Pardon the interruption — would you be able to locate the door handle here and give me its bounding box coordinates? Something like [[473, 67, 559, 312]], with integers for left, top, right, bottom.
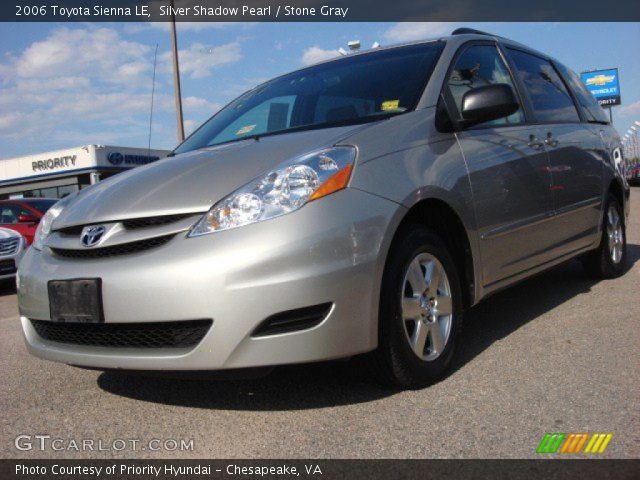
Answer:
[[544, 132, 559, 147], [528, 135, 544, 150]]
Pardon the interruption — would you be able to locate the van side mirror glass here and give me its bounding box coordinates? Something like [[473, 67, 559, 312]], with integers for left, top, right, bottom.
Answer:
[[460, 84, 519, 128]]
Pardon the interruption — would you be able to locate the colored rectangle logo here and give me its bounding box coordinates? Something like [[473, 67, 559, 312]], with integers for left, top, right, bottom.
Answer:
[[581, 68, 621, 106], [537, 433, 612, 454]]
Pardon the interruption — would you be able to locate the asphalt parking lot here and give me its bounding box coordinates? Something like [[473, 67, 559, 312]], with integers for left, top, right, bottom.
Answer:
[[1, 190, 638, 460]]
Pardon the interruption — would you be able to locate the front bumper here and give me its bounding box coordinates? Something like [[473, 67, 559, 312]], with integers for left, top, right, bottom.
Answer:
[[18, 189, 402, 370]]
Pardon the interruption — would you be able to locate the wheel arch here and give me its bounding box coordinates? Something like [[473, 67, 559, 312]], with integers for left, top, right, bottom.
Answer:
[[386, 197, 477, 310], [608, 178, 626, 224]]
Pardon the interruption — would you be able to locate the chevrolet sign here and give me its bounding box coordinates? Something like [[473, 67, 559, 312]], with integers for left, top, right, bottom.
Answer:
[[585, 74, 616, 86], [581, 68, 621, 106]]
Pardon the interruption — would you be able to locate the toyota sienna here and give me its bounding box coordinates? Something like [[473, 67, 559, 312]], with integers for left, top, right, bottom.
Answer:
[[17, 29, 629, 387]]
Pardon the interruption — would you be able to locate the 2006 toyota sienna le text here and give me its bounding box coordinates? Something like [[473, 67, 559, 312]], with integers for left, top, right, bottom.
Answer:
[[18, 29, 630, 388]]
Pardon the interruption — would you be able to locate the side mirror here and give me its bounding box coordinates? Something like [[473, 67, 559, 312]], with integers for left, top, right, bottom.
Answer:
[[17, 214, 38, 224], [460, 84, 519, 127]]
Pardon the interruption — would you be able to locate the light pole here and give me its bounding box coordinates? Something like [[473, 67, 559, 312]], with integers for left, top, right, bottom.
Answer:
[[170, 0, 185, 143], [630, 126, 639, 162]]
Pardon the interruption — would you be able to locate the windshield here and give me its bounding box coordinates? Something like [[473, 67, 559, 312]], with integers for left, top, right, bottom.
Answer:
[[174, 42, 444, 154]]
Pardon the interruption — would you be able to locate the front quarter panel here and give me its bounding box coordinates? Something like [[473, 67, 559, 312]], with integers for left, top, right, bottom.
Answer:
[[347, 108, 480, 303]]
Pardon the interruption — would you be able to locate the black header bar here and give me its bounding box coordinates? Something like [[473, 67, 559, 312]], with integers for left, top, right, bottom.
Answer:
[[4, 0, 640, 22], [2, 459, 640, 480]]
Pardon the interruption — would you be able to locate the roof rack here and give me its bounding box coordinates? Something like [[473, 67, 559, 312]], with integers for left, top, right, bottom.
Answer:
[[451, 28, 495, 36]]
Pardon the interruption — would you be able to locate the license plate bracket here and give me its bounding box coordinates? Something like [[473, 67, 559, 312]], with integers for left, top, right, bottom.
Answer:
[[48, 279, 104, 323]]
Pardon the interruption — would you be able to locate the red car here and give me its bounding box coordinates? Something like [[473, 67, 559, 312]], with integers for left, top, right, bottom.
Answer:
[[0, 198, 59, 245], [627, 164, 640, 186]]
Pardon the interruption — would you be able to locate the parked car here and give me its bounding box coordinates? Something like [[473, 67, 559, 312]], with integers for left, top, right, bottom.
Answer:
[[0, 198, 59, 245], [627, 163, 640, 186], [17, 29, 629, 388], [0, 227, 26, 282]]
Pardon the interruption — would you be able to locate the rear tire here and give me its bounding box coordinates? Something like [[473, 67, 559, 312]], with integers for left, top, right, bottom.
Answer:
[[372, 225, 463, 389], [581, 194, 627, 279]]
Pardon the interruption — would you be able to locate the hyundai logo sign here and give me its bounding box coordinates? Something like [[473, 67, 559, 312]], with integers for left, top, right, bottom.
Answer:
[[107, 151, 160, 166], [107, 152, 124, 165]]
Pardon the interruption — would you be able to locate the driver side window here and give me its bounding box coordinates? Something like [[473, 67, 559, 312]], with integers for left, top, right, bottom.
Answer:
[[447, 45, 524, 126]]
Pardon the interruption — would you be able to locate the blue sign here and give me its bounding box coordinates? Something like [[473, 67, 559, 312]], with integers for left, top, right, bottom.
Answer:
[[580, 68, 621, 107], [107, 151, 160, 167]]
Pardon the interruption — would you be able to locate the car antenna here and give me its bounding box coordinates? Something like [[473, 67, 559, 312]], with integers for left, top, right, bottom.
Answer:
[[147, 43, 159, 160]]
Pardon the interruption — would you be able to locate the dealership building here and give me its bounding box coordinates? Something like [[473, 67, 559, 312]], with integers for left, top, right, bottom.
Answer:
[[0, 145, 170, 200]]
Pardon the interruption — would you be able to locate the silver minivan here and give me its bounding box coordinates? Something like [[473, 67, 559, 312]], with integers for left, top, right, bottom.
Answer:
[[18, 29, 629, 387]]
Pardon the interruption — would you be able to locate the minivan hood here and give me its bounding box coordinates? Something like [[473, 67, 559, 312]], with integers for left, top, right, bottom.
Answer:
[[54, 125, 368, 228]]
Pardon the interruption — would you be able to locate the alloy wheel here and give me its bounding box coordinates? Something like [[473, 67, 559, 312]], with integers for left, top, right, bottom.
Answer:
[[606, 205, 624, 264], [401, 253, 453, 361]]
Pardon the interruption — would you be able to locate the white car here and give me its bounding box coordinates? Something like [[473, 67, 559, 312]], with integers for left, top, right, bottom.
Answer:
[[0, 227, 26, 281]]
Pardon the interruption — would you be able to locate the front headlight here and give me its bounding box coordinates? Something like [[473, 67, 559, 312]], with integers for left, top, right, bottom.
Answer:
[[32, 194, 77, 251], [189, 146, 356, 236]]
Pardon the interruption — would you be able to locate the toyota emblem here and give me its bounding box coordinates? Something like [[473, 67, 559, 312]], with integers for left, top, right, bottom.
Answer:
[[80, 225, 106, 247]]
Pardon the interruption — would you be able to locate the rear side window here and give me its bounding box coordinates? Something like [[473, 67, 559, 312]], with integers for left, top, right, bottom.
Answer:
[[507, 49, 580, 123], [554, 62, 609, 124], [446, 44, 524, 126]]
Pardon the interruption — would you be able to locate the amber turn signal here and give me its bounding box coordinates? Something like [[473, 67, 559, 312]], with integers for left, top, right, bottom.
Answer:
[[310, 164, 354, 201]]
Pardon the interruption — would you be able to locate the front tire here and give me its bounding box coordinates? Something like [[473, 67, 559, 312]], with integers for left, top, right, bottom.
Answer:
[[373, 225, 463, 389], [581, 194, 627, 279]]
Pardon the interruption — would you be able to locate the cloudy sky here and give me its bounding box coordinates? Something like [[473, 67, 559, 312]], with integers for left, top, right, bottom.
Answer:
[[0, 22, 638, 158]]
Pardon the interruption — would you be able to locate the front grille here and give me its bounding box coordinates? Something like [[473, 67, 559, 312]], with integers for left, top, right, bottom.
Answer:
[[0, 237, 20, 256], [122, 214, 193, 229], [50, 234, 175, 259], [30, 319, 212, 348], [55, 225, 83, 235], [56, 214, 194, 236]]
